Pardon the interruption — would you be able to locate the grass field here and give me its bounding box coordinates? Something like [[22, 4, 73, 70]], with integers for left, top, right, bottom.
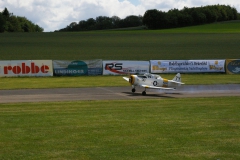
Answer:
[[0, 74, 239, 90], [1, 97, 240, 160], [1, 21, 240, 160], [156, 20, 240, 33], [0, 21, 240, 61]]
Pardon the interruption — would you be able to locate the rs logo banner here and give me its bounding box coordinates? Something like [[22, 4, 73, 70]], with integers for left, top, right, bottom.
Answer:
[[103, 61, 149, 75]]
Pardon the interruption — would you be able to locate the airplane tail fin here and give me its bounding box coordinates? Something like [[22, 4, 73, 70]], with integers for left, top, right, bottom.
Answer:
[[168, 73, 184, 86], [172, 73, 181, 82]]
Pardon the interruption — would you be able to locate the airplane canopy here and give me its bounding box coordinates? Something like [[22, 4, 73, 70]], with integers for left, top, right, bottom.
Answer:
[[143, 73, 161, 79]]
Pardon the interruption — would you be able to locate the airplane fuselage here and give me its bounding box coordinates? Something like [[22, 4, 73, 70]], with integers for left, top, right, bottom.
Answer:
[[129, 74, 179, 88]]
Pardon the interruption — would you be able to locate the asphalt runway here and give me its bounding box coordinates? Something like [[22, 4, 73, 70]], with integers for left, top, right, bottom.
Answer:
[[0, 84, 240, 103]]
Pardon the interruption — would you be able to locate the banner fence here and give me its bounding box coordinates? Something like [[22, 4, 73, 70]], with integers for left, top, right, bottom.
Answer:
[[0, 59, 235, 77]]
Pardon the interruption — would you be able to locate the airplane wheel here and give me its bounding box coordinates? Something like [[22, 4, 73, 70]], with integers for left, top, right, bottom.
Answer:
[[142, 91, 146, 95], [132, 88, 136, 93]]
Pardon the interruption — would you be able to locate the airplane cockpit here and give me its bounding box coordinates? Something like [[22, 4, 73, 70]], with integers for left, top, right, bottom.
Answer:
[[143, 73, 161, 79]]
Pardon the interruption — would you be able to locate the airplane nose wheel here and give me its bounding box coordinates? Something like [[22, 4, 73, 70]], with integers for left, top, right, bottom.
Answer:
[[132, 88, 136, 93], [142, 91, 146, 95]]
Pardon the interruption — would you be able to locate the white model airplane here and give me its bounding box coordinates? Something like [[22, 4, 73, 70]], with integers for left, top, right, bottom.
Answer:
[[123, 73, 184, 95]]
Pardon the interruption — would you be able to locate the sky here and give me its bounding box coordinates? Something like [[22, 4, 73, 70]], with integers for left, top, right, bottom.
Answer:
[[0, 0, 239, 32]]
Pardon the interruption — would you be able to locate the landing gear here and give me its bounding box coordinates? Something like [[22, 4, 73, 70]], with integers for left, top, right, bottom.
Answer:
[[131, 86, 147, 95], [132, 88, 136, 93], [131, 85, 136, 93], [142, 88, 147, 95]]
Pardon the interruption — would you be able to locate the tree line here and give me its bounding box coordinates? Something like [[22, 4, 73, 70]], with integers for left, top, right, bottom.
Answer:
[[57, 4, 239, 32], [56, 15, 143, 32], [0, 5, 239, 32], [143, 5, 239, 29], [0, 8, 44, 32]]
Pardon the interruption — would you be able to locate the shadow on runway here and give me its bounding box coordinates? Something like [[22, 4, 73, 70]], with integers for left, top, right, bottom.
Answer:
[[122, 92, 179, 98]]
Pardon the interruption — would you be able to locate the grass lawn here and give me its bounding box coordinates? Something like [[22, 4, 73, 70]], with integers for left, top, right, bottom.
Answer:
[[0, 21, 240, 61], [1, 97, 240, 159], [0, 74, 239, 90]]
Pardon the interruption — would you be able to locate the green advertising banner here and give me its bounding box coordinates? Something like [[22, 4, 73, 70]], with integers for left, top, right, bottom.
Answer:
[[53, 60, 102, 76]]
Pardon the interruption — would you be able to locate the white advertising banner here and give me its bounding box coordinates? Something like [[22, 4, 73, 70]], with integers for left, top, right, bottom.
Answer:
[[103, 61, 149, 75], [150, 60, 225, 73], [0, 60, 53, 77]]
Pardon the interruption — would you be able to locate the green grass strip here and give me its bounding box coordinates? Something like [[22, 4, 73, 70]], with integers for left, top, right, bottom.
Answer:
[[0, 74, 239, 90], [1, 97, 240, 159]]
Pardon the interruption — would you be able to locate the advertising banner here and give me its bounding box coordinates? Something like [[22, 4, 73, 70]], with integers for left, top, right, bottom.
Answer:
[[226, 59, 240, 74], [150, 60, 225, 73], [0, 60, 53, 77], [53, 59, 102, 76], [103, 61, 149, 75]]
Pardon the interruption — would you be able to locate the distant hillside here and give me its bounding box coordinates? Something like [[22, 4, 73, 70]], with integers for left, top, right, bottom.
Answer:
[[0, 8, 44, 32], [153, 20, 240, 33]]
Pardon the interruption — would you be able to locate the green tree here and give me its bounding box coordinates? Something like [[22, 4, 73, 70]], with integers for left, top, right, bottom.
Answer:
[[86, 18, 96, 30], [34, 25, 44, 32], [111, 16, 121, 28], [7, 16, 22, 32], [123, 15, 142, 27], [0, 13, 6, 32], [2, 8, 11, 19], [167, 9, 180, 27], [192, 10, 207, 24], [143, 9, 160, 29], [95, 16, 113, 30], [78, 20, 87, 31], [0, 8, 44, 32]]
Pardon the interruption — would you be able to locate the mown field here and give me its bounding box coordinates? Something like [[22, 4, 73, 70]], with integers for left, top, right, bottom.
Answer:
[[1, 97, 240, 160], [0, 22, 240, 159], [0, 21, 240, 61], [0, 73, 239, 90]]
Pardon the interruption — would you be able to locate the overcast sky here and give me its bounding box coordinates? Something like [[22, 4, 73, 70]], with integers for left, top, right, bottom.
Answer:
[[0, 0, 239, 32]]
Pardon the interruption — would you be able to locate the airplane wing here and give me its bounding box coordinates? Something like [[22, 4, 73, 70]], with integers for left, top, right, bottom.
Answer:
[[123, 77, 129, 82], [141, 85, 175, 90], [168, 80, 185, 84]]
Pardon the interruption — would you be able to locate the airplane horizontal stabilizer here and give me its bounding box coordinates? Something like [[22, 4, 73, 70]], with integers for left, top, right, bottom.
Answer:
[[168, 80, 185, 84], [141, 85, 175, 90]]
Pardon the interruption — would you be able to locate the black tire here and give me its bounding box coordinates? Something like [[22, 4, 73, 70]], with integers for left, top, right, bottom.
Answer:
[[142, 91, 146, 95], [132, 88, 136, 93]]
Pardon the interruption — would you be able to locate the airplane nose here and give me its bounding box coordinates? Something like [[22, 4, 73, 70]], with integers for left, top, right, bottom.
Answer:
[[129, 75, 135, 85]]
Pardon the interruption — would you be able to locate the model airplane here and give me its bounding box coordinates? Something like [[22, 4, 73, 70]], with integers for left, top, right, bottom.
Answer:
[[123, 73, 184, 95]]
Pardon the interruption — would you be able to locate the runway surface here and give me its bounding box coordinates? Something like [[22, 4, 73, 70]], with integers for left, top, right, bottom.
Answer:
[[0, 84, 240, 103]]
